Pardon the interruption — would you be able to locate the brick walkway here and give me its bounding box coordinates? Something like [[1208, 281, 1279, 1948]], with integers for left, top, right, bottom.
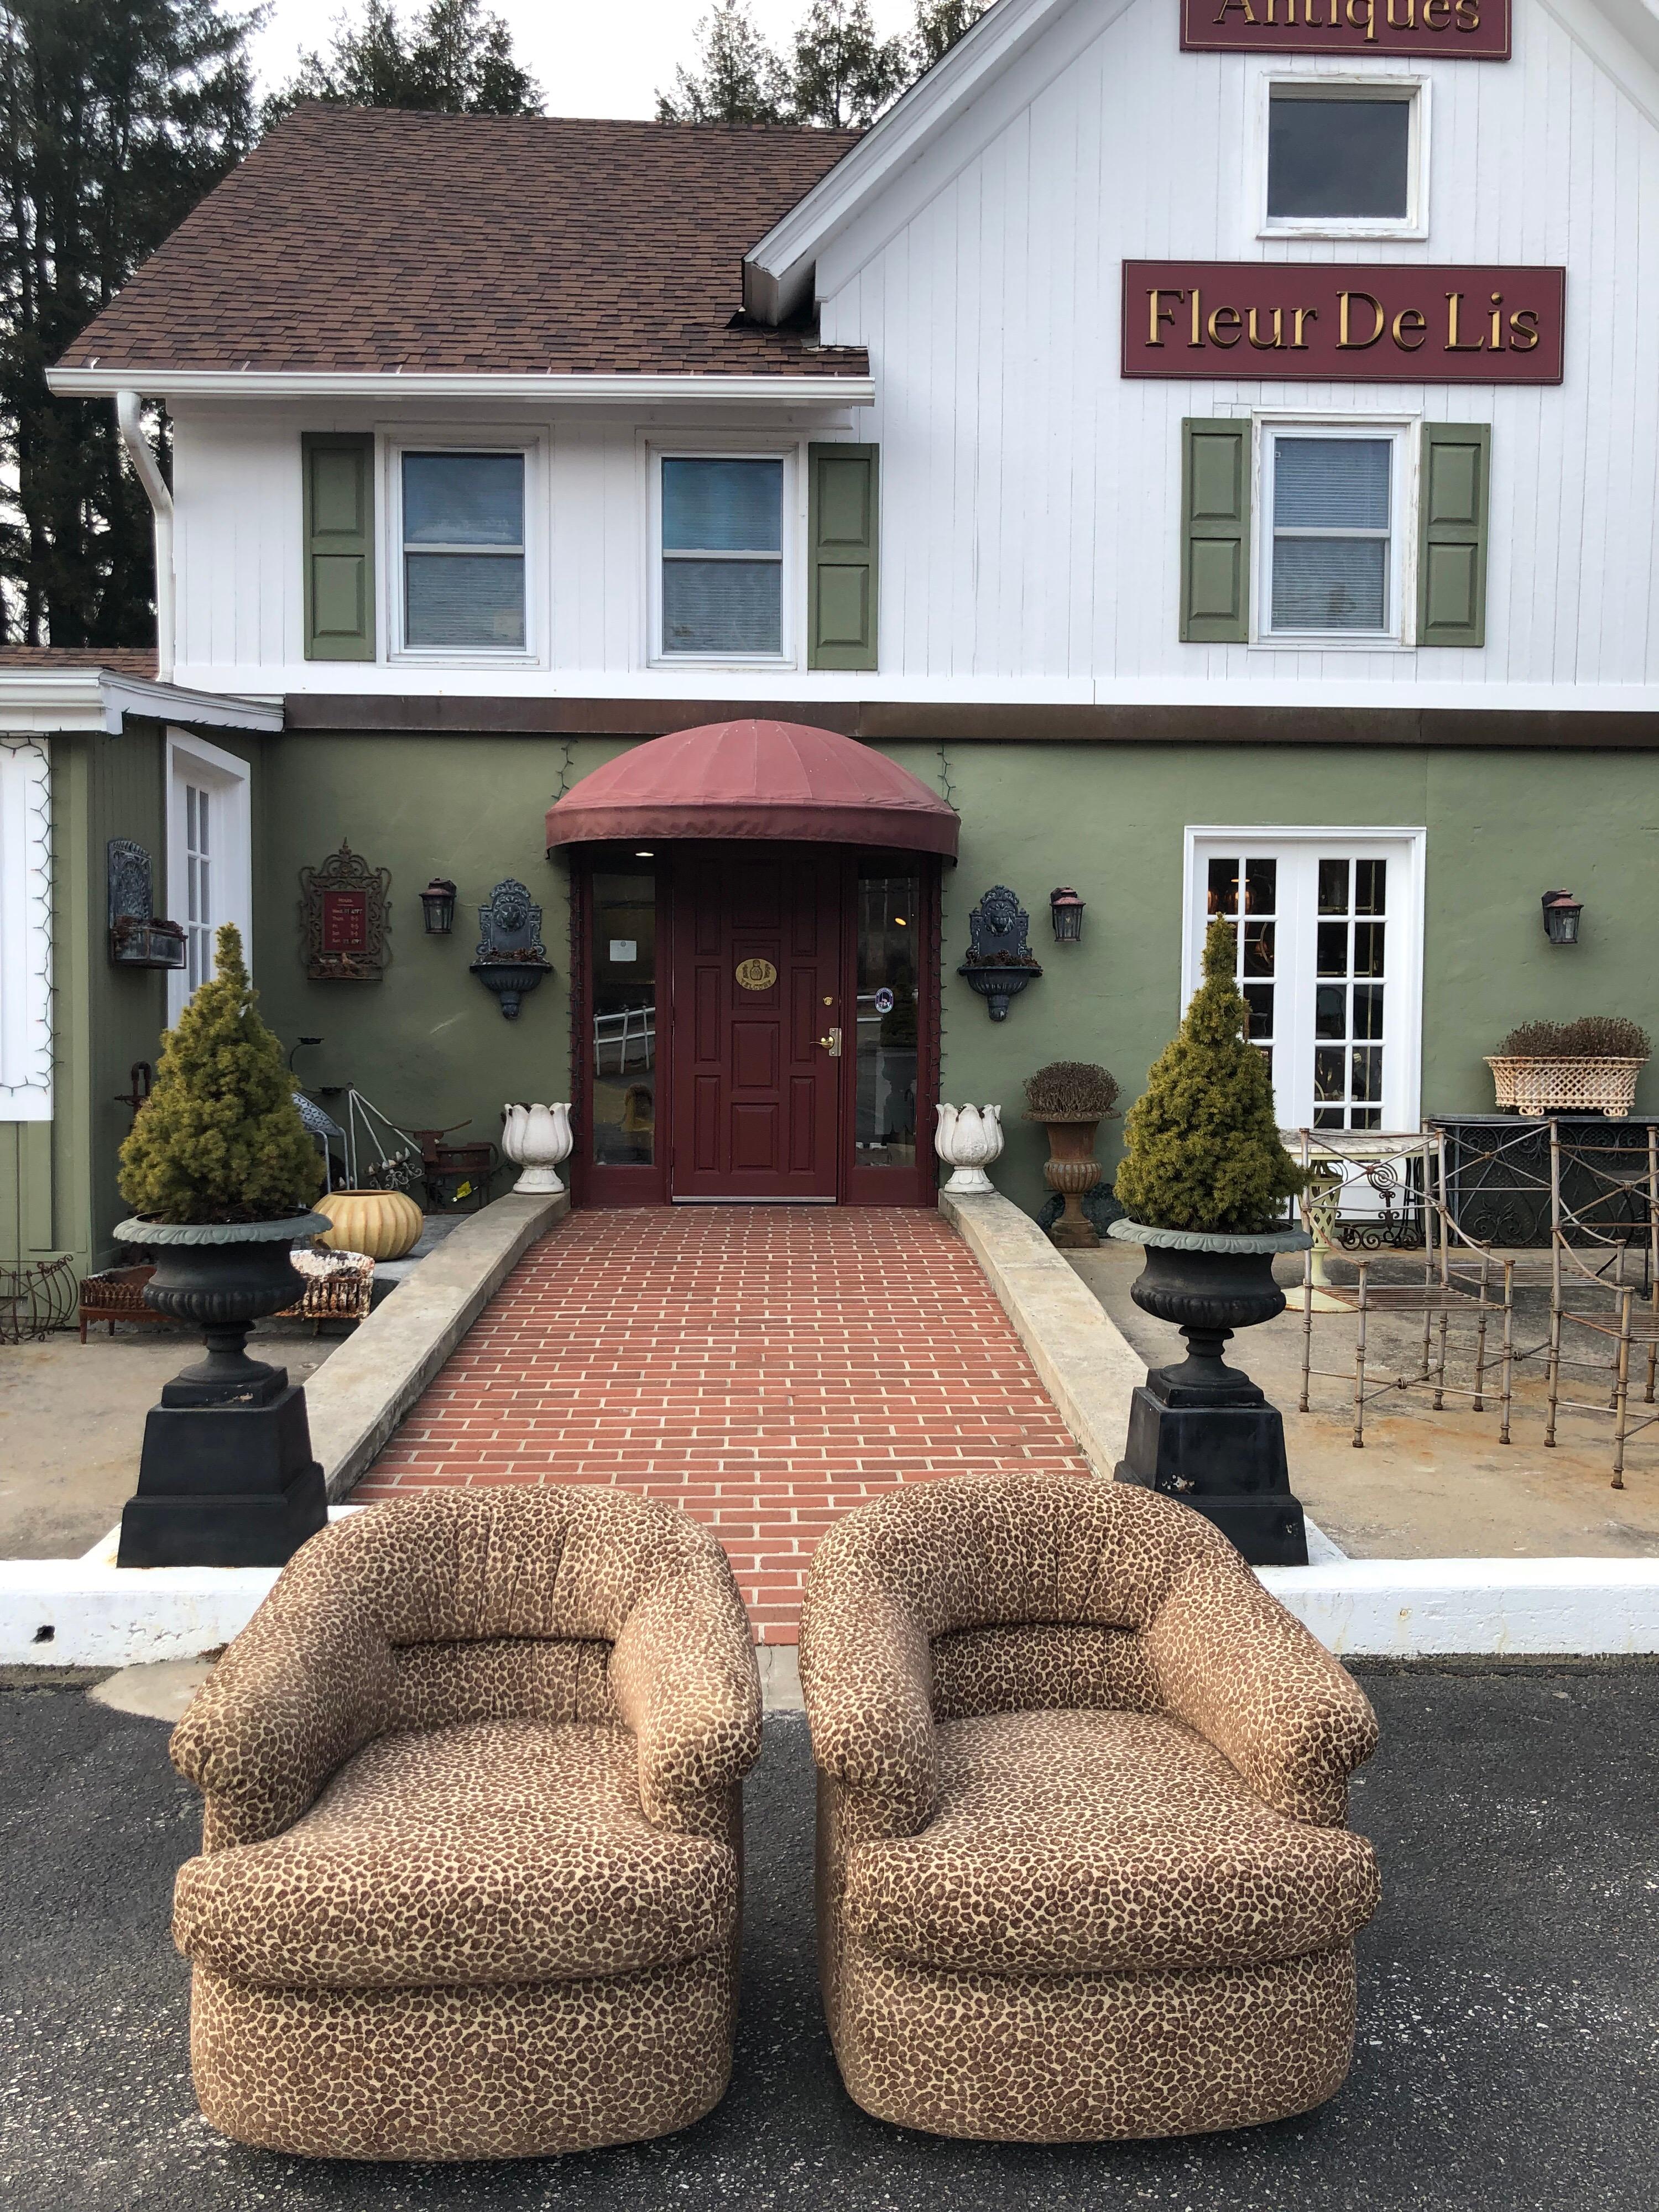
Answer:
[[356, 1207, 1089, 1641]]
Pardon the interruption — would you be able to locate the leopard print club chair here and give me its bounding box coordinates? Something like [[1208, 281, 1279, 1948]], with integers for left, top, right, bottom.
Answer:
[[167, 1488, 761, 2160], [799, 1474, 1380, 2143]]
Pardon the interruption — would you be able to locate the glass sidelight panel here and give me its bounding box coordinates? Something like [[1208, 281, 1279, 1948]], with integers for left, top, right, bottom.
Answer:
[[1312, 856, 1387, 1130], [590, 870, 657, 1164], [1208, 854, 1277, 1081], [855, 869, 920, 1168]]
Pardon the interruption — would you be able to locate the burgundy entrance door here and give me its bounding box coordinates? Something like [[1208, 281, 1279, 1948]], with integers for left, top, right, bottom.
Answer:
[[670, 846, 844, 1200]]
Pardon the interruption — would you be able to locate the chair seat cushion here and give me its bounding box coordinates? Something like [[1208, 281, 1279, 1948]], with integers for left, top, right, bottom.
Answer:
[[174, 1719, 737, 1991], [844, 1708, 1380, 1977]]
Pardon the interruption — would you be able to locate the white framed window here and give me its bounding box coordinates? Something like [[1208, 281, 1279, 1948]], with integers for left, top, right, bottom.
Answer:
[[1259, 76, 1427, 241], [1257, 419, 1413, 646], [0, 735, 52, 1120], [386, 437, 540, 662], [651, 448, 794, 664], [1183, 827, 1425, 1135], [166, 729, 252, 1024]]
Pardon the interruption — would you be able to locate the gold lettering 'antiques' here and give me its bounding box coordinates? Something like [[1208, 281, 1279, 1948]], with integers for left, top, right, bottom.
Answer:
[[1181, 0, 1510, 58], [1121, 262, 1564, 383], [735, 958, 778, 990]]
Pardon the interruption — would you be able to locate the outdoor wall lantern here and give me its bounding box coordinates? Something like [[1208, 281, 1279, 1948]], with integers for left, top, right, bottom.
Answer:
[[1050, 886, 1087, 945], [1541, 889, 1584, 946], [420, 878, 458, 935]]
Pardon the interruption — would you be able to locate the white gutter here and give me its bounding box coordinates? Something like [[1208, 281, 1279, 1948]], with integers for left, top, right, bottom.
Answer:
[[116, 390, 174, 683], [58, 369, 874, 406]]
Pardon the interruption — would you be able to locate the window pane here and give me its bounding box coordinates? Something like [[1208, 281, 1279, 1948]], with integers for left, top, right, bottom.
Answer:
[[1314, 1105, 1345, 1130], [403, 453, 523, 546], [1355, 858, 1387, 915], [1243, 919, 1275, 976], [1244, 858, 1277, 915], [662, 559, 781, 654], [1267, 94, 1410, 220], [1275, 439, 1390, 530], [1271, 538, 1387, 632], [591, 871, 656, 1166], [662, 458, 782, 552], [1318, 857, 1349, 915], [1243, 983, 1274, 1040], [1352, 1046, 1383, 1103], [1207, 857, 1239, 917], [1315, 983, 1346, 1040], [1353, 921, 1386, 977], [1352, 1107, 1382, 1130], [1314, 1046, 1347, 1103], [1353, 983, 1385, 1040], [406, 552, 525, 649], [1317, 922, 1349, 977], [855, 873, 920, 1170]]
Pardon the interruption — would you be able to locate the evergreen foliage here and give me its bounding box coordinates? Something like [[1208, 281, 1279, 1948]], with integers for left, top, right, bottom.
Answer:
[[1113, 915, 1305, 1235], [656, 0, 989, 128], [263, 0, 541, 126], [0, 0, 256, 647], [656, 0, 789, 124], [118, 924, 324, 1224], [910, 0, 989, 69], [786, 0, 907, 127]]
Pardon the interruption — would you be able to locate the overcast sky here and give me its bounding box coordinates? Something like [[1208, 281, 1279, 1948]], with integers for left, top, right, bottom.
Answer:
[[248, 0, 916, 121]]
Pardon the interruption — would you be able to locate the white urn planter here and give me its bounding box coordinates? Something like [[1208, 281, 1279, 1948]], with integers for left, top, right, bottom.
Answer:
[[502, 1102, 573, 1194], [936, 1102, 1004, 1194]]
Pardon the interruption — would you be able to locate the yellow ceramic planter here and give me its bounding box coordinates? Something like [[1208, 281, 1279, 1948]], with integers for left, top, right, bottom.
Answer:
[[313, 1188, 423, 1263]]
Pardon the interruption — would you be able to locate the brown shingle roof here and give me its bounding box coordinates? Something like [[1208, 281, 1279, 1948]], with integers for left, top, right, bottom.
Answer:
[[0, 646, 158, 676], [58, 106, 867, 379]]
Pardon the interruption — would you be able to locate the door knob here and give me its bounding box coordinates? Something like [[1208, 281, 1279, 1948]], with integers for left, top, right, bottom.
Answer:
[[818, 1026, 843, 1057]]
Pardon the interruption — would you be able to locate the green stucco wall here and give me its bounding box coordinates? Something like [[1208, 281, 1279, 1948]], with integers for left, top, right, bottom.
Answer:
[[246, 732, 1659, 1220]]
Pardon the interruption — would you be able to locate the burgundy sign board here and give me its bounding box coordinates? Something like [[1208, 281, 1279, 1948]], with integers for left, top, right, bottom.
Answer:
[[1181, 0, 1511, 59], [1122, 262, 1564, 383]]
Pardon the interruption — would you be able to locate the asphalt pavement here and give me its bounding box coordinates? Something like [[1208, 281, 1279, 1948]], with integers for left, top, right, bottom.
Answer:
[[2, 1668, 1655, 2212]]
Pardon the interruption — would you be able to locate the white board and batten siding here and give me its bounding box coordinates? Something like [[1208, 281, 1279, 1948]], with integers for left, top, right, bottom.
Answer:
[[169, 0, 1659, 710]]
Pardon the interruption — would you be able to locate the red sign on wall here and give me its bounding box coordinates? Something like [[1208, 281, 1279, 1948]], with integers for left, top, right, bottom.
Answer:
[[1121, 262, 1564, 383], [320, 888, 369, 953], [1181, 0, 1511, 59]]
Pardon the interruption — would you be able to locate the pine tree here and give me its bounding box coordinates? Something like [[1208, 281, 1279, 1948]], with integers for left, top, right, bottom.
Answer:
[[910, 0, 989, 71], [0, 0, 257, 646], [787, 0, 908, 127], [656, 0, 790, 126], [264, 0, 541, 127], [119, 924, 323, 1224], [1113, 915, 1306, 1235]]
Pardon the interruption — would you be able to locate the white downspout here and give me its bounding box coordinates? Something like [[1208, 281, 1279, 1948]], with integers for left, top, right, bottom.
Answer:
[[116, 390, 175, 683]]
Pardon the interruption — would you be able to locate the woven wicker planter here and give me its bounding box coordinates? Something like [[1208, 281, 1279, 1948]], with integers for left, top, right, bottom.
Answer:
[[1485, 1055, 1647, 1117]]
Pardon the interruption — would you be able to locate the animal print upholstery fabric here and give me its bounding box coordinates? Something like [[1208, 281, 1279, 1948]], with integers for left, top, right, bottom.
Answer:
[[800, 1474, 1379, 2142], [169, 1488, 761, 2159]]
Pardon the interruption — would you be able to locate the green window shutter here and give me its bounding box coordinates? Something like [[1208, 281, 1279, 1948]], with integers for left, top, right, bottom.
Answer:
[[302, 432, 375, 661], [808, 442, 878, 671], [1417, 422, 1490, 648], [1180, 419, 1250, 644]]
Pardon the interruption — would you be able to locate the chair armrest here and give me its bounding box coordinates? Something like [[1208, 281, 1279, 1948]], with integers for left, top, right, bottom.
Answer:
[[169, 1597, 394, 1848], [797, 1583, 936, 1839], [608, 1562, 762, 1832], [1142, 1554, 1378, 1826]]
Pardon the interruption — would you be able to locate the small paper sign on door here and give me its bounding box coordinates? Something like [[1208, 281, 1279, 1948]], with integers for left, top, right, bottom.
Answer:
[[609, 939, 637, 962]]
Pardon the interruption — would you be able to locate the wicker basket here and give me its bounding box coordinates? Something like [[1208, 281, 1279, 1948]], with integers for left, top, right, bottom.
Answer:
[[1484, 1055, 1648, 1117]]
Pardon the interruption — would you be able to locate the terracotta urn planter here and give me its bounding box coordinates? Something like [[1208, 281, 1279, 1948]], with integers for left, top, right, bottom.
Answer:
[[1030, 1112, 1105, 1249], [314, 1187, 424, 1263]]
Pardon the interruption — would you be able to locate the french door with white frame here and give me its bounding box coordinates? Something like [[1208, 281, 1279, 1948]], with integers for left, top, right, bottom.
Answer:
[[1183, 828, 1425, 1134], [166, 729, 252, 1022]]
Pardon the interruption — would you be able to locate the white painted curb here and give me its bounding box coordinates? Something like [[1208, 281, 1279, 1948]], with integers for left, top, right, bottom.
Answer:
[[1260, 1556, 1659, 1658]]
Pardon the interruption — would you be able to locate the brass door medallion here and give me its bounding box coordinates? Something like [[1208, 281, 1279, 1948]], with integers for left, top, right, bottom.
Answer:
[[735, 957, 777, 991]]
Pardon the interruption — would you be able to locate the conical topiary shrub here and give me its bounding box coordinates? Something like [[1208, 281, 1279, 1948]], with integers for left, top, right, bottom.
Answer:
[[1113, 915, 1304, 1235], [119, 924, 322, 1225]]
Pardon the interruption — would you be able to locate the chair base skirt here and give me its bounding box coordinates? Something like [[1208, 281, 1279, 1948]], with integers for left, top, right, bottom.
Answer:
[[830, 1940, 1358, 2142], [190, 1948, 737, 2159]]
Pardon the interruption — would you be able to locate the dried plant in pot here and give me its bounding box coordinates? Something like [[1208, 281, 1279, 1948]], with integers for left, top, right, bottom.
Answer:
[[1024, 1061, 1120, 1249], [1485, 1016, 1651, 1117], [1107, 916, 1311, 1565]]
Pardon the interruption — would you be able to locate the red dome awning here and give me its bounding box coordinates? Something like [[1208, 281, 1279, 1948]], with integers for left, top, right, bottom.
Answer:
[[544, 719, 959, 858]]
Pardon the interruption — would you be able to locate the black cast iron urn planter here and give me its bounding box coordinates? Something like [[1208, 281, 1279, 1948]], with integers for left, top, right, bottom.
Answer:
[[1107, 1217, 1313, 1566], [113, 1212, 333, 1570]]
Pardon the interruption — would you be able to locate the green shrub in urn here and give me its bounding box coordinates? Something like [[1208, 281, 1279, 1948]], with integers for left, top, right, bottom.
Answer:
[[118, 924, 322, 1225], [1113, 915, 1304, 1235], [1023, 1061, 1121, 1118]]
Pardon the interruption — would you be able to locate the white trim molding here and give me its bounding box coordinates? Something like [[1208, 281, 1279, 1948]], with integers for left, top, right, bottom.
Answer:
[[0, 735, 53, 1119], [165, 727, 252, 1025], [1256, 70, 1430, 244], [383, 430, 546, 669], [49, 368, 875, 407]]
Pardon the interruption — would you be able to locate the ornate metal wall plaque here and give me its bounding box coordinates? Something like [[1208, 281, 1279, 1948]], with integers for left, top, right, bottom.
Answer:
[[299, 842, 390, 980], [735, 958, 777, 991], [470, 878, 553, 1020]]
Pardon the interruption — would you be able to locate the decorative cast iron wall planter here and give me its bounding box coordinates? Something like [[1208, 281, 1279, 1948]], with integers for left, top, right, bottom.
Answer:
[[107, 839, 186, 968], [471, 879, 553, 1019], [957, 885, 1042, 1020], [299, 842, 391, 980]]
